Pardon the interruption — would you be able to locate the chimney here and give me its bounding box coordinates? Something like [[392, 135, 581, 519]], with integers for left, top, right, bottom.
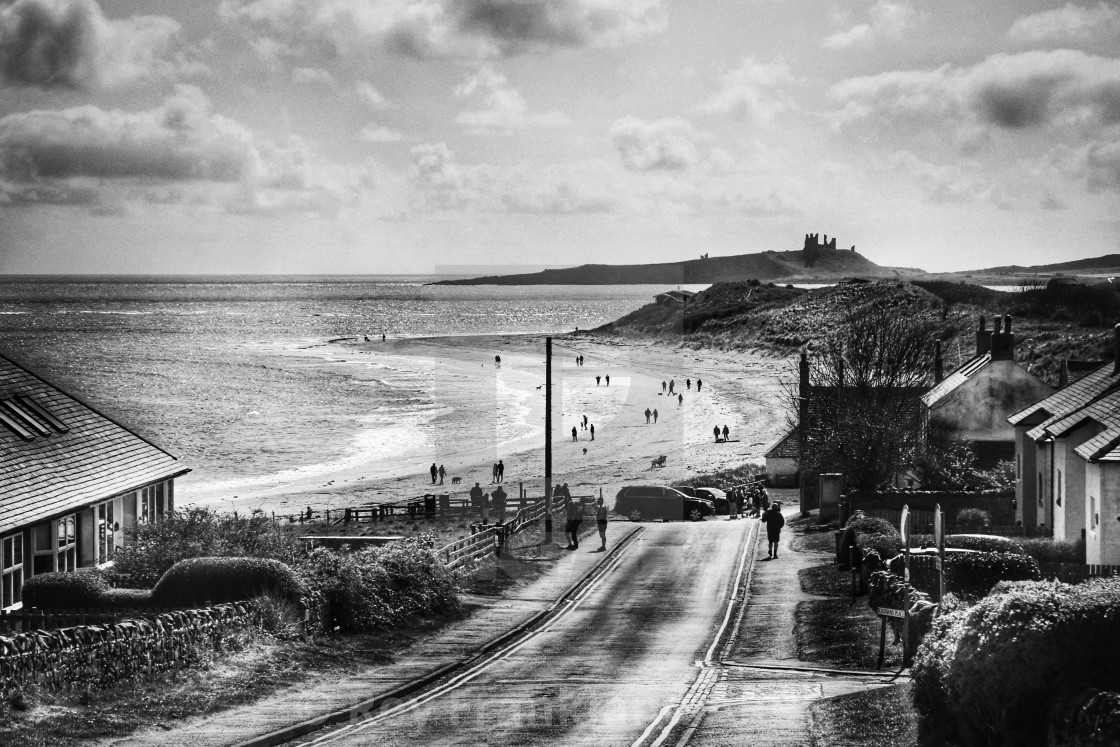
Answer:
[[1114, 324, 1120, 375], [992, 314, 1015, 361], [1059, 359, 1070, 389], [976, 316, 992, 356], [934, 340, 944, 383]]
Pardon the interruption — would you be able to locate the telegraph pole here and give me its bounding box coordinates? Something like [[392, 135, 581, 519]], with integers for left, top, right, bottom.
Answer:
[[544, 336, 553, 543]]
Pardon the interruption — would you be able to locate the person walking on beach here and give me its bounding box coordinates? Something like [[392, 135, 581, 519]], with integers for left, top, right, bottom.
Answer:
[[714, 425, 721, 443], [605, 375, 609, 386], [497, 460, 504, 482], [653, 408, 658, 423], [763, 503, 785, 558], [697, 378, 702, 392], [438, 464, 446, 485], [572, 426, 578, 441], [492, 462, 499, 483], [662, 381, 667, 394], [582, 415, 588, 430], [678, 393, 683, 406], [590, 423, 595, 440], [669, 379, 674, 395], [382, 333, 386, 342], [686, 378, 691, 390], [596, 375, 601, 386], [722, 424, 730, 442], [430, 463, 438, 484], [596, 496, 608, 551], [645, 408, 652, 424]]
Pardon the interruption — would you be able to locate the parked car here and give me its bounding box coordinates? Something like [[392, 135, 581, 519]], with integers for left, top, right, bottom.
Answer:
[[675, 486, 730, 514], [614, 486, 715, 522]]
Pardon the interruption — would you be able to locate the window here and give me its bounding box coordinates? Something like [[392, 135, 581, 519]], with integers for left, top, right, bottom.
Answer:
[[2, 534, 23, 609], [95, 500, 116, 566], [139, 481, 169, 523], [32, 515, 76, 575]]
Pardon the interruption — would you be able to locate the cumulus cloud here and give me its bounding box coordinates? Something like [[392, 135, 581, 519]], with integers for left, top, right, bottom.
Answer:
[[0, 0, 202, 89], [454, 66, 571, 131], [359, 125, 405, 142], [1008, 2, 1120, 46], [830, 50, 1120, 132], [355, 81, 389, 110], [698, 56, 796, 122], [0, 85, 363, 214], [609, 117, 698, 171], [1051, 139, 1120, 192], [291, 66, 338, 88], [823, 0, 918, 50], [219, 0, 666, 61]]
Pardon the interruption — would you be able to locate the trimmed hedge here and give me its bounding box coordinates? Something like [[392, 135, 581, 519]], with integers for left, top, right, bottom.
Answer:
[[101, 588, 154, 606], [912, 578, 1120, 746], [21, 572, 108, 609], [944, 535, 1024, 554], [1019, 537, 1084, 564], [151, 557, 303, 607], [943, 551, 1040, 600]]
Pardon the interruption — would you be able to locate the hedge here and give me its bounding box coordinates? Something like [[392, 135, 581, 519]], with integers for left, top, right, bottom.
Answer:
[[943, 551, 1040, 600], [21, 572, 109, 609], [1018, 537, 1084, 564], [151, 557, 303, 607], [943, 535, 1024, 554], [101, 588, 154, 606], [912, 578, 1120, 746]]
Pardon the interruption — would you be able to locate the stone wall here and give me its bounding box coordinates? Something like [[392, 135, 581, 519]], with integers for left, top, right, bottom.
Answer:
[[0, 602, 260, 693]]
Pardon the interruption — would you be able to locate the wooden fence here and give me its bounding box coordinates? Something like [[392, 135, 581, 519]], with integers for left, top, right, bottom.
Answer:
[[1038, 563, 1120, 584], [0, 605, 204, 636], [856, 508, 1052, 538], [440, 494, 586, 569]]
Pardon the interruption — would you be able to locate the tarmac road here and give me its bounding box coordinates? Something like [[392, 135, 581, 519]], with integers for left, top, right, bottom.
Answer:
[[295, 519, 756, 747]]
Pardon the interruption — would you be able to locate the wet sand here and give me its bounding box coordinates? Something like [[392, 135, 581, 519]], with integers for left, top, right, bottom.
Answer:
[[182, 334, 793, 516]]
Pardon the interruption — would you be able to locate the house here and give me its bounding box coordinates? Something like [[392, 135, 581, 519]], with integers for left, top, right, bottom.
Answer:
[[763, 428, 799, 487], [653, 289, 697, 305], [1008, 328, 1120, 555], [0, 353, 190, 610], [921, 315, 1054, 469]]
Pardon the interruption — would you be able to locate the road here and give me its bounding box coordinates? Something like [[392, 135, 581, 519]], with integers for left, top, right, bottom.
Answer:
[[294, 519, 757, 747]]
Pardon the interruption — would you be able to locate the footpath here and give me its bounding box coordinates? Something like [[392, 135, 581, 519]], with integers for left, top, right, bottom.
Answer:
[[98, 522, 628, 747], [679, 506, 905, 747]]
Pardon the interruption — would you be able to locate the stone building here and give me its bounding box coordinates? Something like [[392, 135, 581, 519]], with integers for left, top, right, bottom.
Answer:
[[0, 353, 189, 610]]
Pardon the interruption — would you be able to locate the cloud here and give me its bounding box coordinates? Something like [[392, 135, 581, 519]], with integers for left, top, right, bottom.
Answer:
[[219, 0, 666, 61], [359, 125, 405, 142], [1008, 2, 1120, 46], [698, 56, 796, 122], [609, 116, 698, 171], [823, 0, 918, 50], [355, 81, 389, 110], [830, 50, 1120, 132], [0, 0, 202, 89], [1051, 139, 1120, 192], [0, 85, 365, 214], [291, 66, 338, 88], [454, 65, 571, 131]]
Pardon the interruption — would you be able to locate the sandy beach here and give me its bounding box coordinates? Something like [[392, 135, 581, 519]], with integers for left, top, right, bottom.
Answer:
[[179, 334, 794, 516]]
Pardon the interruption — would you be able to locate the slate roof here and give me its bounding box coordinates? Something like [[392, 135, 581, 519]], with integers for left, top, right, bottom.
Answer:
[[1012, 361, 1120, 440], [0, 353, 190, 534], [921, 353, 992, 408], [765, 428, 799, 459]]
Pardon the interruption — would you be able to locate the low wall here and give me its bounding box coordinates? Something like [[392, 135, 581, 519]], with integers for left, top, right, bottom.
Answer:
[[0, 602, 260, 693], [845, 489, 1016, 526]]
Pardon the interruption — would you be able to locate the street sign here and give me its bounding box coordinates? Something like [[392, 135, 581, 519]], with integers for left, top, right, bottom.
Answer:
[[878, 607, 907, 619], [900, 505, 910, 546]]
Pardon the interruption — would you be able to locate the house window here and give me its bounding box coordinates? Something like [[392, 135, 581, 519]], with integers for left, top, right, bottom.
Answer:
[[95, 500, 116, 566], [138, 482, 169, 523], [2, 534, 23, 609], [32, 515, 77, 574]]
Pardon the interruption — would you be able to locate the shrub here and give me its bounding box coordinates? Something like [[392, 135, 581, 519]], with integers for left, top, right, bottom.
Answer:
[[945, 535, 1024, 554], [101, 588, 154, 607], [1018, 537, 1084, 564], [860, 531, 904, 559], [21, 572, 108, 609], [912, 578, 1120, 746], [944, 551, 1041, 601], [299, 536, 460, 633], [109, 506, 304, 588], [151, 557, 303, 607], [956, 508, 991, 526]]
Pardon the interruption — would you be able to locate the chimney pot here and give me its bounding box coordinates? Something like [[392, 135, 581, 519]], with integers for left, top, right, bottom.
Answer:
[[1004, 314, 1012, 334], [995, 316, 1003, 334]]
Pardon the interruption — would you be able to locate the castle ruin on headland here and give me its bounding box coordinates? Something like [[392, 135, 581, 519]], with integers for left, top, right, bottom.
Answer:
[[802, 232, 854, 267]]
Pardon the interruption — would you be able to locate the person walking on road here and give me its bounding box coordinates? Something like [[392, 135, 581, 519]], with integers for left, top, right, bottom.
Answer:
[[430, 463, 438, 484], [564, 489, 581, 550], [595, 496, 608, 551], [763, 503, 785, 559], [437, 464, 446, 485]]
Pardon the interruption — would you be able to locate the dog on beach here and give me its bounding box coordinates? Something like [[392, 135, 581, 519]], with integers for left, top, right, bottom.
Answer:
[[451, 476, 462, 484]]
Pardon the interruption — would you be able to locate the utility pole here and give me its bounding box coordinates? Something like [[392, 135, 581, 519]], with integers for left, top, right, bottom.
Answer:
[[544, 336, 553, 543]]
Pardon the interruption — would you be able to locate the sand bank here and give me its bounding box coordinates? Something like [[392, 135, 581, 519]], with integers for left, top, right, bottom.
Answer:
[[182, 334, 794, 516]]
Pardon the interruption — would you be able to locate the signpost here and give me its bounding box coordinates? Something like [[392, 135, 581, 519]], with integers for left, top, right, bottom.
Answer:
[[900, 505, 911, 669], [934, 503, 945, 606]]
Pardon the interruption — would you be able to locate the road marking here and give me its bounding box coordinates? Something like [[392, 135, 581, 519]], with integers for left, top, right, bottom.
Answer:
[[631, 519, 759, 747], [302, 527, 645, 745]]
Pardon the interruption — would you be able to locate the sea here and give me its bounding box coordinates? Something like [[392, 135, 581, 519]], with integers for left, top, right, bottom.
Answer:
[[0, 276, 706, 505]]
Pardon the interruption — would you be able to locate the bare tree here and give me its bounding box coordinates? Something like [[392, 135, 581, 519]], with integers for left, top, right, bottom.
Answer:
[[789, 302, 940, 491]]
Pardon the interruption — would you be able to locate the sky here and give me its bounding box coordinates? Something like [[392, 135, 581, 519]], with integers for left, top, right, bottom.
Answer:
[[0, 0, 1118, 275]]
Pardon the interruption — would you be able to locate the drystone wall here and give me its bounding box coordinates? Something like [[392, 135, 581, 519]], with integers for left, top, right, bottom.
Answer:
[[0, 602, 260, 693]]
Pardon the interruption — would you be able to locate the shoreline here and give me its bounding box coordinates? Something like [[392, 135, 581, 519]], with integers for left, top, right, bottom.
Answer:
[[178, 333, 794, 516]]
